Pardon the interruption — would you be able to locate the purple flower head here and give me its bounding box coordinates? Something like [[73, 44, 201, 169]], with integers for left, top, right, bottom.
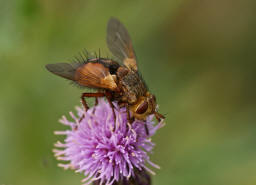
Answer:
[[53, 98, 164, 185]]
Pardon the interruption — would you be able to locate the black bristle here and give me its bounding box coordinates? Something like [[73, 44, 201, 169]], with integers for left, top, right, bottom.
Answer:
[[98, 48, 101, 59]]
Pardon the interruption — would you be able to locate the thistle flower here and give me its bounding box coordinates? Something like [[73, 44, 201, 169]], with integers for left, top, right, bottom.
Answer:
[[53, 98, 164, 185], [93, 168, 151, 185]]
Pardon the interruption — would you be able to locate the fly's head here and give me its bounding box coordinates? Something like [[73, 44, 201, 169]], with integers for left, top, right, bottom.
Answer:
[[131, 92, 157, 120]]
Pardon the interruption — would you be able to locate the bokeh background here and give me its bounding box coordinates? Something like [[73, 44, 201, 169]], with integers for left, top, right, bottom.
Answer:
[[1, 0, 256, 185]]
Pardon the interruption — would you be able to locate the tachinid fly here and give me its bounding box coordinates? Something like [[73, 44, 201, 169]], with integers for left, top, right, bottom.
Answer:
[[46, 18, 165, 126]]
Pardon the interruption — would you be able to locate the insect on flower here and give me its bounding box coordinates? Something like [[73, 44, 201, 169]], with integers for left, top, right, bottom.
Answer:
[[45, 18, 165, 129]]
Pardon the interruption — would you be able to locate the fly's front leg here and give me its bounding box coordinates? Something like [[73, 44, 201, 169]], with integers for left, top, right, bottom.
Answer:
[[125, 103, 133, 130], [118, 101, 126, 108], [154, 112, 165, 122], [125, 103, 133, 123], [124, 103, 138, 136], [144, 123, 149, 136]]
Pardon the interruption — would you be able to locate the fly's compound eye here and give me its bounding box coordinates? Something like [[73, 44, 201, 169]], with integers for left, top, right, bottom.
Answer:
[[135, 101, 148, 114]]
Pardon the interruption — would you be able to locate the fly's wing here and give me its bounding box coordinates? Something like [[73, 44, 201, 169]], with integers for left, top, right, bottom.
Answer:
[[75, 62, 118, 90], [45, 62, 118, 91], [45, 63, 78, 80], [106, 18, 138, 71]]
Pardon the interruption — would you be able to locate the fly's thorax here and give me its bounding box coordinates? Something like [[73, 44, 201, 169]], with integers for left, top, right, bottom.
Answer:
[[117, 67, 147, 104], [130, 92, 157, 120]]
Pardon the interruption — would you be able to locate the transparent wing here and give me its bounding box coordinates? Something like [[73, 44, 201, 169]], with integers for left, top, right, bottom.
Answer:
[[106, 18, 138, 71], [45, 63, 79, 80]]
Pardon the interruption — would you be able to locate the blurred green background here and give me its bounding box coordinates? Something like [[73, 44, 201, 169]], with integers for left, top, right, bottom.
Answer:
[[1, 0, 256, 185]]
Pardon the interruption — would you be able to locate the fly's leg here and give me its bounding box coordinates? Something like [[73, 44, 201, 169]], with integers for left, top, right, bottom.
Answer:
[[144, 123, 149, 136], [154, 112, 165, 122], [92, 97, 99, 114], [125, 103, 137, 136], [105, 92, 116, 123], [144, 112, 165, 136], [125, 104, 132, 123], [79, 92, 106, 122], [81, 92, 105, 110], [81, 91, 115, 123], [124, 103, 149, 135]]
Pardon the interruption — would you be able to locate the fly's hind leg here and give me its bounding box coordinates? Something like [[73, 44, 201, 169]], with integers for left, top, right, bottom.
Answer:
[[79, 92, 106, 122], [81, 92, 106, 111]]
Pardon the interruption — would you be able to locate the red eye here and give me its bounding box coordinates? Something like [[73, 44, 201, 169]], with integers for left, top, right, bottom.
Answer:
[[136, 101, 148, 114]]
